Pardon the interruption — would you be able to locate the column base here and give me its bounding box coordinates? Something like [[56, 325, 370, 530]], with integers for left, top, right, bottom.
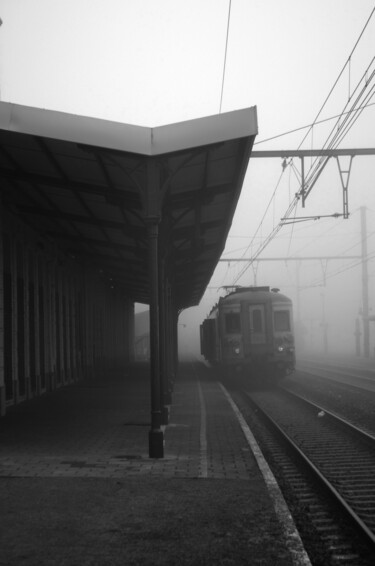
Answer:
[[148, 429, 164, 458]]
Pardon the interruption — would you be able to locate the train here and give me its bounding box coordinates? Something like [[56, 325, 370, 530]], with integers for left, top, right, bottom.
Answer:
[[200, 286, 295, 379]]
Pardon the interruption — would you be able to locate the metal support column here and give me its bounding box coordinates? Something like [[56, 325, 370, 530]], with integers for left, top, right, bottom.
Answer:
[[147, 217, 164, 457], [144, 158, 165, 457], [165, 282, 174, 402], [158, 259, 169, 425]]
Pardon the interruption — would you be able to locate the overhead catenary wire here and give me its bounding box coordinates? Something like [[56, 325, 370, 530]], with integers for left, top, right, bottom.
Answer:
[[296, 5, 375, 152], [230, 7, 375, 286], [292, 208, 375, 289], [253, 101, 375, 146], [286, 200, 299, 256], [232, 168, 288, 283], [297, 73, 375, 205], [286, 12, 375, 192], [219, 0, 232, 113], [303, 62, 375, 197], [292, 216, 347, 256], [306, 250, 375, 289]]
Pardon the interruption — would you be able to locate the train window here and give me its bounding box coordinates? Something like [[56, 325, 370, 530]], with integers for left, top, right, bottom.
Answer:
[[225, 312, 241, 333], [274, 310, 290, 331], [249, 305, 266, 343], [252, 309, 263, 332]]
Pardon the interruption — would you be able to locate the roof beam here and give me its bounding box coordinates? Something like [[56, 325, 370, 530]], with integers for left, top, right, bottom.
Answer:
[[169, 181, 233, 208], [0, 167, 141, 208], [172, 218, 223, 240], [16, 205, 146, 237], [46, 231, 147, 255], [251, 148, 375, 158]]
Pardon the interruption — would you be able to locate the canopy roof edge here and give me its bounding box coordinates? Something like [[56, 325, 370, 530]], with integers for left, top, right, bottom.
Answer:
[[0, 100, 257, 155]]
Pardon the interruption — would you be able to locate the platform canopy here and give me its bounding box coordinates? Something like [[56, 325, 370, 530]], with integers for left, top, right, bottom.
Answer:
[[0, 101, 257, 308]]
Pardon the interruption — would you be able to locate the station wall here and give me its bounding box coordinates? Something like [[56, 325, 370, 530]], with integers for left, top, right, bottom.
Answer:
[[0, 205, 135, 416]]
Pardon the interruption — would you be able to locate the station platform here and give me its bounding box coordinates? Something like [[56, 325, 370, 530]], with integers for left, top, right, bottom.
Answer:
[[0, 362, 311, 566]]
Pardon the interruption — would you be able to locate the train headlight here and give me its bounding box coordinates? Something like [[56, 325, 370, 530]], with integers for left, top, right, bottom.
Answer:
[[234, 347, 240, 354], [277, 346, 284, 352]]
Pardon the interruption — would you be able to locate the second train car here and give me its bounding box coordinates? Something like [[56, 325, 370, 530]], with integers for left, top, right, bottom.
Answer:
[[200, 286, 295, 379]]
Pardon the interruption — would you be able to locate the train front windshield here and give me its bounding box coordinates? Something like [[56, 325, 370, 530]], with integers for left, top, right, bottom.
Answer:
[[273, 309, 291, 332], [225, 312, 241, 333]]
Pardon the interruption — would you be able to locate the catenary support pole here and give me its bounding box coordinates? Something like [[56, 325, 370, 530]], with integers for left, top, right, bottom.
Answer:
[[361, 206, 370, 358]]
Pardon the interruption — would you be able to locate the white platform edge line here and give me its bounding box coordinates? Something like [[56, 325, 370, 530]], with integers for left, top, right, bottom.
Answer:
[[197, 379, 208, 479], [191, 362, 208, 478]]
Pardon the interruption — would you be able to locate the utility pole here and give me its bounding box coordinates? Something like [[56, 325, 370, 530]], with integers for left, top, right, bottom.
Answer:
[[361, 206, 370, 358], [321, 292, 328, 355], [354, 318, 361, 356], [295, 260, 301, 325]]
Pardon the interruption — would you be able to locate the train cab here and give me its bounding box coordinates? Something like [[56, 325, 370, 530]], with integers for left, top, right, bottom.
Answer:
[[201, 286, 295, 379]]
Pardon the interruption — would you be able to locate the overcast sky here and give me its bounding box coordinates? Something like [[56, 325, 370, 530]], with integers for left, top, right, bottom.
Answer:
[[1, 0, 374, 354]]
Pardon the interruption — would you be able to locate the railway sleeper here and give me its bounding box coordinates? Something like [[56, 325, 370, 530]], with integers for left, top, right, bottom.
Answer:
[[324, 543, 363, 562], [330, 552, 365, 563], [347, 501, 375, 509], [311, 517, 336, 528], [345, 487, 375, 494], [313, 523, 342, 534]]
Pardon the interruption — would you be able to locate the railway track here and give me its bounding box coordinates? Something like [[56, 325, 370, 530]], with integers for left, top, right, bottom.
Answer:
[[284, 364, 375, 437], [296, 357, 375, 393], [238, 386, 375, 565]]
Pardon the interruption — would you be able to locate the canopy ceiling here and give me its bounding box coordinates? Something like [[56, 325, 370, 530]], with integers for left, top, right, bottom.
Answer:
[[0, 101, 257, 308]]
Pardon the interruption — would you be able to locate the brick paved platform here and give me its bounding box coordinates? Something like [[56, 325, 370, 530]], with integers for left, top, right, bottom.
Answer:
[[0, 362, 311, 566], [0, 363, 255, 479]]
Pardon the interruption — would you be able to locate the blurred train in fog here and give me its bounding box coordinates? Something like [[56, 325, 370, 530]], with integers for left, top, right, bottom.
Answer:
[[200, 286, 295, 379]]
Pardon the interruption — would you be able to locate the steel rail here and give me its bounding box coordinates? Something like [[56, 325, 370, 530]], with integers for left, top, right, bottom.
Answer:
[[246, 390, 375, 549], [283, 387, 375, 447], [295, 361, 375, 393], [296, 358, 375, 379]]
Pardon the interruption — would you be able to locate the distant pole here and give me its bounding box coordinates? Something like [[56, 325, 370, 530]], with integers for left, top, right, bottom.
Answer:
[[295, 261, 301, 325], [321, 292, 328, 355], [354, 318, 361, 356], [361, 206, 370, 358]]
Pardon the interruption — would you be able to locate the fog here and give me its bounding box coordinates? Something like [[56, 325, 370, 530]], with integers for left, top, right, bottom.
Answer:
[[120, 1, 375, 364], [138, 188, 375, 363], [2, 1, 374, 361], [178, 202, 375, 362]]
